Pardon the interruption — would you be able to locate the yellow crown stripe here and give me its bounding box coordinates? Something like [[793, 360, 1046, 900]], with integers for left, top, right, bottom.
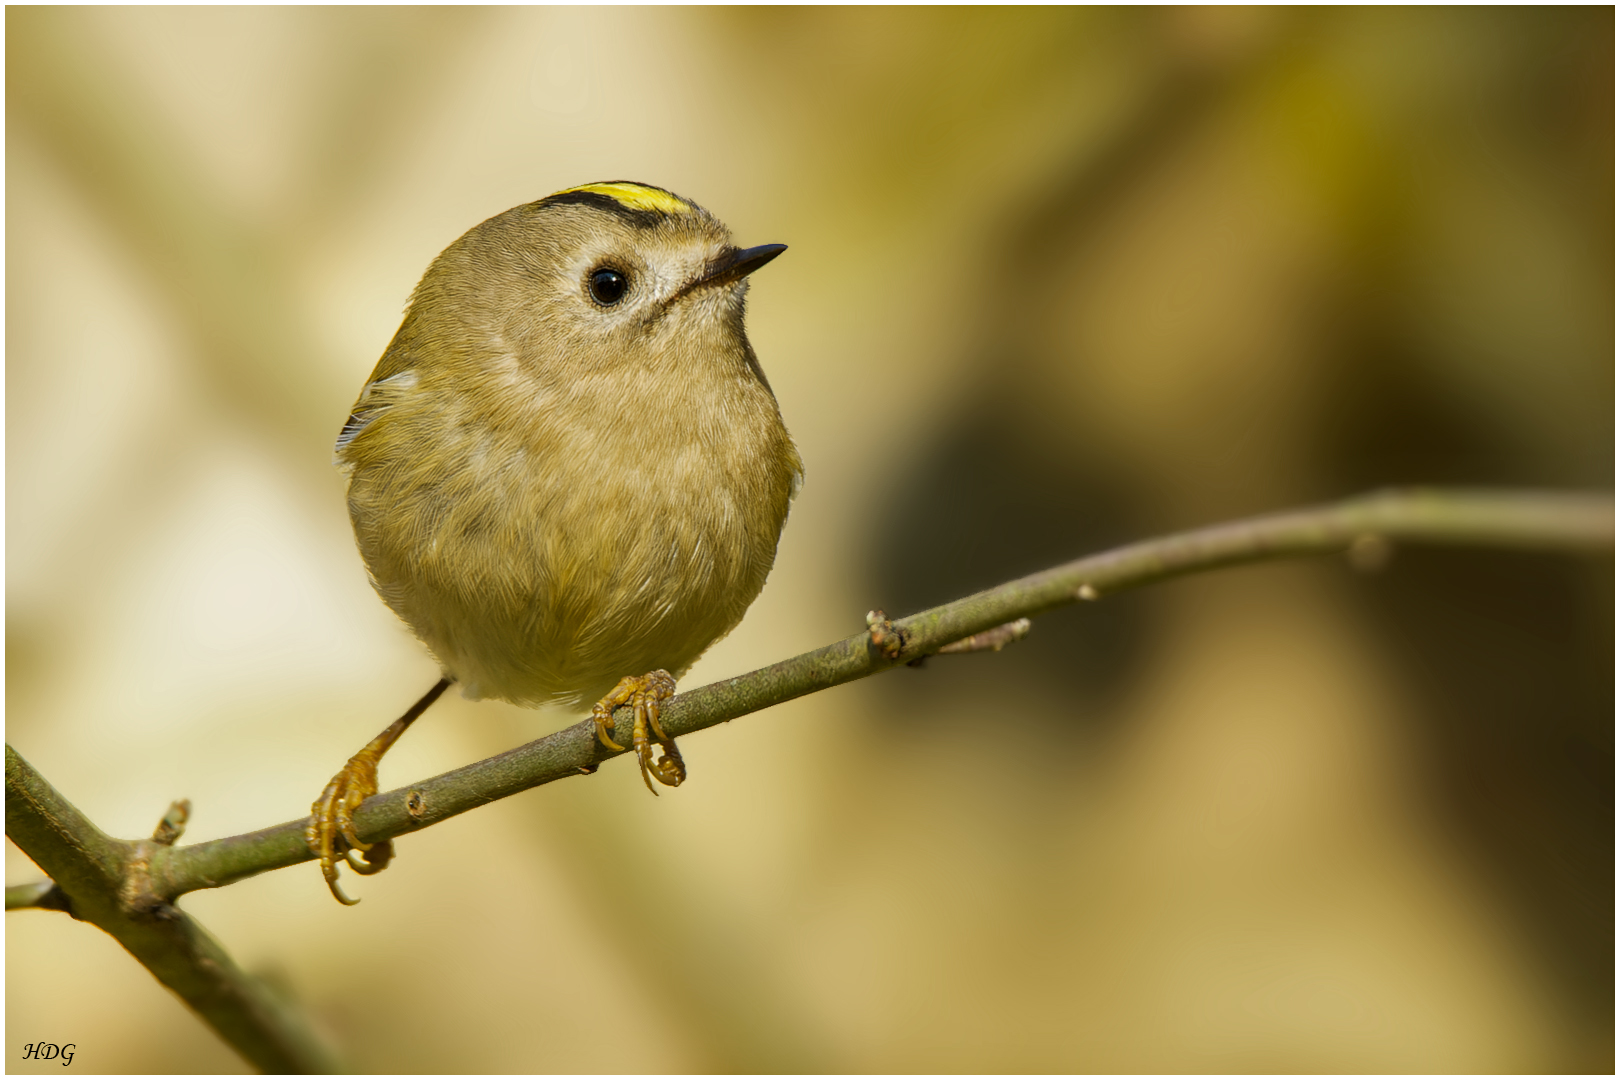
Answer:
[[553, 181, 694, 217]]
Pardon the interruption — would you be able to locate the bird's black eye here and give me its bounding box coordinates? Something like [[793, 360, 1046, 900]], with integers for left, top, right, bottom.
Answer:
[[588, 267, 628, 306]]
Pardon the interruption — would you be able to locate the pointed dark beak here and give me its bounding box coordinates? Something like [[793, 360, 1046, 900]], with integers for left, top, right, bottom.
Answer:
[[697, 243, 787, 290]]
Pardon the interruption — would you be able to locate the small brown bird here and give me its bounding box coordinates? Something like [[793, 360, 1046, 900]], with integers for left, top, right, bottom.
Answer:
[[308, 181, 801, 903]]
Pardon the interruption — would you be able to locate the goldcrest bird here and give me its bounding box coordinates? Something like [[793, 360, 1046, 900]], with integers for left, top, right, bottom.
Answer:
[[307, 181, 801, 903]]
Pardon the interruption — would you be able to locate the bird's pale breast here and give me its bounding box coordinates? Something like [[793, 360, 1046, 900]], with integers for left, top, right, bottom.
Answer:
[[348, 359, 797, 707]]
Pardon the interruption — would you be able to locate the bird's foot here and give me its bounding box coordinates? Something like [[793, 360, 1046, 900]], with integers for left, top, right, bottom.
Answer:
[[591, 670, 685, 794], [306, 742, 396, 905], [304, 678, 450, 904]]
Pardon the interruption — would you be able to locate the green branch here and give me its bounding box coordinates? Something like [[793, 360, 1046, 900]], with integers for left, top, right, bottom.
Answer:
[[5, 750, 340, 1073], [97, 487, 1620, 900], [7, 486, 1611, 1074]]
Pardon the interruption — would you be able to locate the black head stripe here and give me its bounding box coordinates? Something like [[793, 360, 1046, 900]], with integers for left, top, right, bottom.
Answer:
[[535, 189, 667, 228]]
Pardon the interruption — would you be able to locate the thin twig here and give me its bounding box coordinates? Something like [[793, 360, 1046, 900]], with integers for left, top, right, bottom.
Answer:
[[936, 618, 1033, 654], [108, 486, 1606, 901], [6, 880, 74, 914]]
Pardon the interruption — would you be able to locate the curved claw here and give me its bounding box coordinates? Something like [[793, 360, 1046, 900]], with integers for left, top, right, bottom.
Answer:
[[646, 703, 672, 744], [337, 809, 371, 856], [642, 741, 686, 790], [344, 839, 394, 876], [592, 678, 635, 752], [593, 711, 626, 753]]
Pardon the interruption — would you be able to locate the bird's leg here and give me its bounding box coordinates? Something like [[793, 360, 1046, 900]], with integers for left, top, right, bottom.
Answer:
[[306, 677, 452, 905], [591, 670, 684, 794]]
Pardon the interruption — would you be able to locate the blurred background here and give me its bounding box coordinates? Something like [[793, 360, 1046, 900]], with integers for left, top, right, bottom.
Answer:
[[6, 7, 1612, 1073]]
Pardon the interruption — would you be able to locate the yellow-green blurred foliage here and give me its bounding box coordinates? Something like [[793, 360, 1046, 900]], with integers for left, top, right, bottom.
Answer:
[[7, 7, 1612, 1073]]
